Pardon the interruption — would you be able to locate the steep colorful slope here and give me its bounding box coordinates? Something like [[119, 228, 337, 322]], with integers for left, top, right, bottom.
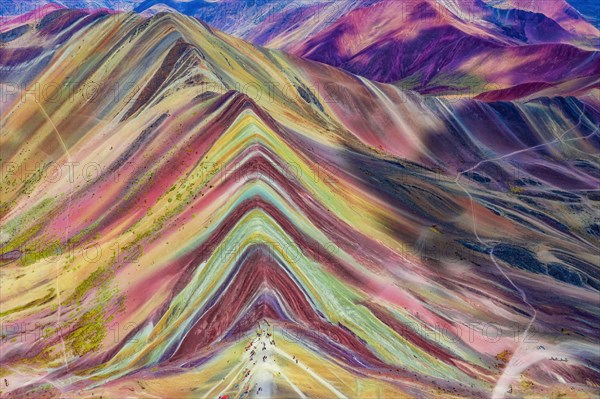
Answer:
[[0, 5, 119, 91], [0, 9, 599, 399]]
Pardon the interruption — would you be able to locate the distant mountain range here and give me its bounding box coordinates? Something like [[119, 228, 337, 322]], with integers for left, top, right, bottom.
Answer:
[[2, 0, 598, 99]]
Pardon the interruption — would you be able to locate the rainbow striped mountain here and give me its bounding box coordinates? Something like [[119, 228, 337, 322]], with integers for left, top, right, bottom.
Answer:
[[0, 1, 599, 398]]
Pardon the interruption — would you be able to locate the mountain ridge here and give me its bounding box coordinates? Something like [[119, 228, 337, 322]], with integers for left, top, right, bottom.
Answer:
[[0, 8, 599, 399]]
